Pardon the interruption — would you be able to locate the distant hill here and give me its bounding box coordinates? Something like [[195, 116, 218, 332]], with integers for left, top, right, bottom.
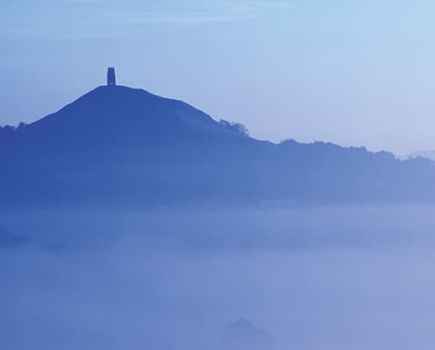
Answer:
[[2, 84, 435, 208], [401, 150, 435, 162]]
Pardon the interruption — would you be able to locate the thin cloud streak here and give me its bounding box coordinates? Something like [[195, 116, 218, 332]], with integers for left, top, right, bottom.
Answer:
[[1, 0, 296, 40]]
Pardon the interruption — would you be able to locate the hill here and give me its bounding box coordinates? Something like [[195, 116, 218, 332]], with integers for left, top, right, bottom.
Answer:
[[1, 84, 435, 208]]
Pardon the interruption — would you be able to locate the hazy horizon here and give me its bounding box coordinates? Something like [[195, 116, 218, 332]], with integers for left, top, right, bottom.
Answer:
[[3, 0, 435, 154]]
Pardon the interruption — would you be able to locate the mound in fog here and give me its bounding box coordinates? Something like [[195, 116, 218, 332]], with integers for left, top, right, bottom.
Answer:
[[222, 318, 276, 350], [2, 82, 435, 208]]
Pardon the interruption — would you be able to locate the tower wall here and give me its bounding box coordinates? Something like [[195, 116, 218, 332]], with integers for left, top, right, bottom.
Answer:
[[107, 67, 116, 86]]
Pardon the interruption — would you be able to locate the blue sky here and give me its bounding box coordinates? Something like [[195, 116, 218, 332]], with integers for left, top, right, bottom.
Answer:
[[2, 0, 435, 153]]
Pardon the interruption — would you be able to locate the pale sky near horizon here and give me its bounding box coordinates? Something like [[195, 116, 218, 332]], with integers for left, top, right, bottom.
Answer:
[[2, 0, 435, 154]]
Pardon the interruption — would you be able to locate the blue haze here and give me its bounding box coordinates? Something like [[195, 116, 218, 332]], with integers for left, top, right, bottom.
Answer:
[[3, 205, 435, 349], [3, 2, 435, 349]]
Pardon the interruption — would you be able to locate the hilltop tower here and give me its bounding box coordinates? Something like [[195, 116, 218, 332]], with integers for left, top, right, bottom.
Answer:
[[107, 67, 116, 86]]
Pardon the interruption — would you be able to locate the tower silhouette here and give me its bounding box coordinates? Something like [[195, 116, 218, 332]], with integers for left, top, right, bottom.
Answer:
[[107, 67, 116, 86]]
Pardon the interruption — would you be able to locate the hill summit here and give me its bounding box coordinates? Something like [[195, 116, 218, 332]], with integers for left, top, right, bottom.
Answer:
[[4, 84, 251, 155]]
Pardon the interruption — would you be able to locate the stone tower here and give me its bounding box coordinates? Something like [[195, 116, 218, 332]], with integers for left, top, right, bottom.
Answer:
[[107, 67, 116, 86]]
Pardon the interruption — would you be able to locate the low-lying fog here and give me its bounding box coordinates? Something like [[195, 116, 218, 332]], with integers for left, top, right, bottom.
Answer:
[[2, 205, 435, 349]]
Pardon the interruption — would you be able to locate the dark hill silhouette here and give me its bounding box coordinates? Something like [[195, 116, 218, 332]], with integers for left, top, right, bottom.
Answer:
[[1, 84, 435, 208], [3, 86, 252, 155]]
